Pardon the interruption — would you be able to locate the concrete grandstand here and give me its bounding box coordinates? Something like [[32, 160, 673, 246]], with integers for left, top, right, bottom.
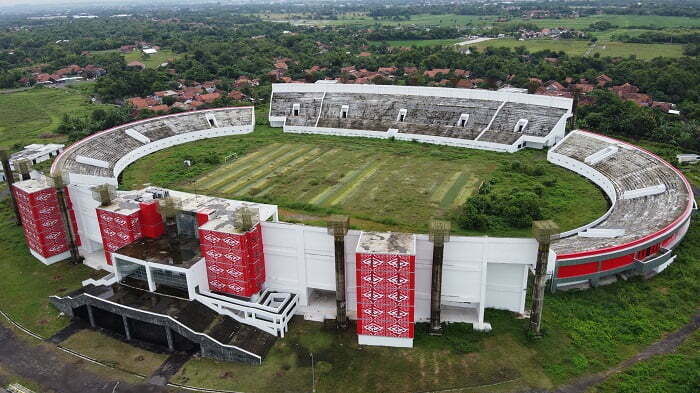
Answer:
[[269, 83, 572, 152]]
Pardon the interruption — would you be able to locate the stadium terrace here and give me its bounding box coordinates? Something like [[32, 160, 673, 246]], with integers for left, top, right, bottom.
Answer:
[[7, 84, 694, 363]]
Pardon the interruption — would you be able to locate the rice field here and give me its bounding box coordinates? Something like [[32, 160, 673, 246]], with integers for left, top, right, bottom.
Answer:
[[188, 142, 491, 227]]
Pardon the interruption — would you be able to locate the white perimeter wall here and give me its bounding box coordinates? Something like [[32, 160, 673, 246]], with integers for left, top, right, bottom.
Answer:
[[261, 222, 536, 322]]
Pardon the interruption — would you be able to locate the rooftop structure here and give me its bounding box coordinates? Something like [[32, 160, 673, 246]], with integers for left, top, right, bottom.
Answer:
[[356, 232, 415, 255]]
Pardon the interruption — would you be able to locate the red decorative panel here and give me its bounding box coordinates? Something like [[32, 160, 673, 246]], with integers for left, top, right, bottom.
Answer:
[[600, 253, 635, 271], [200, 223, 265, 298], [96, 208, 143, 265], [556, 261, 598, 278], [13, 184, 70, 261], [356, 252, 415, 339], [138, 201, 162, 226]]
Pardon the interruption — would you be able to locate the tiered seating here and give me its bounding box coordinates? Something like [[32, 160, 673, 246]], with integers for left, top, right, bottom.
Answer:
[[54, 108, 254, 179], [270, 87, 570, 147], [315, 93, 498, 140], [551, 131, 690, 254], [488, 103, 567, 137], [270, 92, 325, 126], [131, 122, 176, 141]]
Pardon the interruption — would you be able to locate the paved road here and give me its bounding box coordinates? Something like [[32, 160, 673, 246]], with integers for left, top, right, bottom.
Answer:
[[0, 323, 182, 393]]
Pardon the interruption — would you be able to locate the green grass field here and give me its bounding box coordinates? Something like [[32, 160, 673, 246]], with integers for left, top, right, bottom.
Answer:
[[373, 38, 463, 47], [0, 201, 100, 337], [124, 49, 181, 69], [0, 85, 112, 149], [591, 331, 700, 393], [473, 38, 685, 59], [120, 122, 607, 236]]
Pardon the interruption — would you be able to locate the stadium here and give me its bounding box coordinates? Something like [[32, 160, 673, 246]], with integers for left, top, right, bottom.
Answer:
[[7, 84, 695, 363]]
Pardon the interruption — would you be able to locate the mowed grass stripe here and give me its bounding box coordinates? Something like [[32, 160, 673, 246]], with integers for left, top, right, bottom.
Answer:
[[326, 159, 387, 207], [439, 172, 472, 208], [253, 148, 338, 198], [297, 150, 365, 203], [313, 159, 379, 206], [237, 147, 323, 196], [308, 157, 373, 205], [196, 143, 285, 189], [452, 177, 480, 207], [430, 172, 463, 203], [196, 143, 281, 186], [203, 144, 296, 191], [218, 145, 314, 194]]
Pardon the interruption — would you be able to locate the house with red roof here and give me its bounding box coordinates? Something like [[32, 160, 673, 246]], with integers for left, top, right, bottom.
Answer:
[[423, 69, 450, 78]]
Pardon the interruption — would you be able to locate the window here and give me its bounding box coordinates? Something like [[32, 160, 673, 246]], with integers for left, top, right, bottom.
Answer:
[[208, 118, 215, 127]]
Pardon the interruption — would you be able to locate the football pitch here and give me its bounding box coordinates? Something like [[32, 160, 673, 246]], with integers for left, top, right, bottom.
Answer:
[[189, 142, 487, 226]]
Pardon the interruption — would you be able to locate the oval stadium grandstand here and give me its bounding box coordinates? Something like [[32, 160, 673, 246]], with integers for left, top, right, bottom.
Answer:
[[8, 87, 692, 358], [548, 130, 695, 290], [51, 107, 255, 185]]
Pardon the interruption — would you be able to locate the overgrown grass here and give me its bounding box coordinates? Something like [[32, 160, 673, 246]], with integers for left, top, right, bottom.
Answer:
[[370, 38, 463, 47], [0, 84, 112, 149], [124, 49, 181, 69], [0, 201, 99, 337], [591, 331, 700, 393], [474, 38, 685, 59], [120, 120, 607, 236], [60, 329, 169, 376]]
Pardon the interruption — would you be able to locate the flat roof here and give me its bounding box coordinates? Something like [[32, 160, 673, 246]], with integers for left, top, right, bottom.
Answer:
[[115, 236, 202, 268], [356, 231, 415, 255], [100, 187, 277, 223]]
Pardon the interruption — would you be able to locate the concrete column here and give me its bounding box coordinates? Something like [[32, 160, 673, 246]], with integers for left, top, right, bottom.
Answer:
[[165, 326, 174, 352], [429, 220, 450, 335], [54, 182, 81, 264], [429, 242, 444, 333], [529, 220, 559, 337], [122, 315, 131, 340], [334, 236, 347, 329], [327, 216, 349, 330], [86, 305, 96, 328], [145, 265, 156, 292], [0, 149, 21, 226]]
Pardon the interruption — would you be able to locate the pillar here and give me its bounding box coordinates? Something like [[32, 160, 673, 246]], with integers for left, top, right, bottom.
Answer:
[[87, 305, 96, 328], [327, 216, 349, 330], [529, 220, 559, 337], [53, 176, 81, 264], [122, 315, 131, 340], [165, 326, 174, 352], [0, 149, 21, 225], [428, 220, 450, 335]]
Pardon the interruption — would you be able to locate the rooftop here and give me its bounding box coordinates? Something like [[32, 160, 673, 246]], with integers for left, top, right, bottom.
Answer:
[[357, 232, 415, 255], [115, 236, 202, 268]]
